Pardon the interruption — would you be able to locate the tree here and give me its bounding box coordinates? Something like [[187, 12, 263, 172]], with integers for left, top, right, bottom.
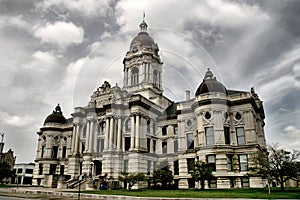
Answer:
[[0, 161, 14, 184], [152, 163, 173, 189], [249, 144, 300, 192], [118, 171, 145, 190], [191, 160, 214, 190]]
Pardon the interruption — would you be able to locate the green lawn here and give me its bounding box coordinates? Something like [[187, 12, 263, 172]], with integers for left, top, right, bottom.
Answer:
[[82, 188, 300, 199]]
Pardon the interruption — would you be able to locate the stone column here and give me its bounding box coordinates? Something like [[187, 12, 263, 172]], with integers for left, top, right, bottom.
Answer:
[[135, 115, 140, 149], [45, 135, 52, 158], [230, 113, 237, 146], [109, 117, 114, 150], [85, 122, 90, 152], [71, 125, 76, 153], [117, 117, 122, 149], [130, 115, 135, 150], [104, 118, 110, 150], [142, 116, 148, 151], [89, 120, 94, 153], [150, 139, 153, 153], [74, 125, 80, 153]]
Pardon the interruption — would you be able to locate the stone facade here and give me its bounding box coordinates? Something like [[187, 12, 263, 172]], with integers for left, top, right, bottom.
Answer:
[[33, 19, 267, 189]]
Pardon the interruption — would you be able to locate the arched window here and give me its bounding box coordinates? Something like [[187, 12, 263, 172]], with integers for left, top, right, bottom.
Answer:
[[125, 119, 131, 131], [131, 67, 139, 85], [147, 120, 151, 133], [98, 121, 106, 135], [153, 70, 158, 86]]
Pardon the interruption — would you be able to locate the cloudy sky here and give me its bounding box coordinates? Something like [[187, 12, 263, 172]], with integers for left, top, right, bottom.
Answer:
[[1, 0, 300, 163]]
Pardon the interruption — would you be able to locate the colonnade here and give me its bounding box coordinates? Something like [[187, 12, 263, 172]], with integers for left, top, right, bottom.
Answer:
[[104, 116, 122, 150], [70, 113, 154, 154]]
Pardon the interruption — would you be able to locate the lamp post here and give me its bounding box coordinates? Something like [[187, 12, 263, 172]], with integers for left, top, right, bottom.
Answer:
[[16, 174, 18, 189], [78, 174, 82, 200], [90, 161, 94, 179]]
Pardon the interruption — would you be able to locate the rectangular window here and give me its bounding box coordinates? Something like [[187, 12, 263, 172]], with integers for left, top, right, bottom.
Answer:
[[236, 127, 245, 145], [224, 127, 230, 145], [162, 126, 167, 136], [187, 158, 195, 174], [174, 125, 178, 135], [153, 161, 157, 171], [209, 178, 217, 188], [38, 164, 43, 175], [81, 143, 85, 154], [147, 160, 151, 175], [97, 139, 104, 153], [174, 140, 178, 153], [239, 154, 248, 171], [147, 138, 151, 153], [162, 142, 167, 154], [125, 137, 130, 151], [227, 155, 233, 172], [17, 168, 22, 173], [51, 146, 58, 159], [205, 127, 214, 145], [241, 177, 250, 187], [207, 155, 216, 172], [60, 165, 64, 175], [25, 168, 33, 174], [49, 164, 57, 175], [62, 146, 67, 158], [174, 160, 179, 175], [187, 133, 194, 149], [41, 145, 45, 158], [123, 160, 128, 172], [83, 126, 87, 138], [153, 140, 156, 153]]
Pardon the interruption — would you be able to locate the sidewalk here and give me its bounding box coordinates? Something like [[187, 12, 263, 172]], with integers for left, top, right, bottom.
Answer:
[[0, 187, 291, 200]]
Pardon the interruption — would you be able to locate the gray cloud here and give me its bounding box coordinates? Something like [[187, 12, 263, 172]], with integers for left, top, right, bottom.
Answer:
[[1, 0, 300, 162]]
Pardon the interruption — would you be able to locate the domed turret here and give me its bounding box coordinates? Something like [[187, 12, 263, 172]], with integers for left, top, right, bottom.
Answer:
[[195, 68, 227, 96], [129, 17, 157, 52], [44, 104, 66, 124]]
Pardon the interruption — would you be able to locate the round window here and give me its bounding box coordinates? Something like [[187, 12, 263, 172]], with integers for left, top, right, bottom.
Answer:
[[186, 120, 192, 127], [205, 111, 212, 120], [235, 112, 242, 120]]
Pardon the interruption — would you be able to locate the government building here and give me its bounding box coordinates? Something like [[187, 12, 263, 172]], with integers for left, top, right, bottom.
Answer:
[[32, 19, 267, 189]]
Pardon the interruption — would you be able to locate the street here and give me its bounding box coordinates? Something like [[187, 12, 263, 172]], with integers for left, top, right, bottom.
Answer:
[[0, 197, 35, 200]]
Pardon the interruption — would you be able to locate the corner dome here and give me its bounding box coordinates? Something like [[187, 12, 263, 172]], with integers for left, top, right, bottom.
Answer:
[[129, 19, 156, 50], [195, 68, 227, 96], [44, 104, 66, 124]]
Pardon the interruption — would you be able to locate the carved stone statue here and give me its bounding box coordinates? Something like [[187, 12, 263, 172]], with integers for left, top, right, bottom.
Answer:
[[99, 81, 111, 92]]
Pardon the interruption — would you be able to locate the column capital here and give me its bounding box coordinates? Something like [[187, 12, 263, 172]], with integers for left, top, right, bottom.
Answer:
[[130, 111, 140, 117]]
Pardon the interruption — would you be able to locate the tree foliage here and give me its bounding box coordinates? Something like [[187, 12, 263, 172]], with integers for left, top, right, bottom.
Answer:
[[0, 161, 14, 184], [118, 171, 145, 190], [249, 144, 300, 192], [152, 163, 173, 189], [191, 160, 214, 190]]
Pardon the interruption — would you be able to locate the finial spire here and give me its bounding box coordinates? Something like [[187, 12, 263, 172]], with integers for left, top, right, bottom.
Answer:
[[204, 68, 214, 80], [139, 11, 148, 32]]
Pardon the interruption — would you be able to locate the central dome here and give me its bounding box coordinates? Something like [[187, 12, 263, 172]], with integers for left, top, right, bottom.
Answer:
[[130, 32, 155, 49], [129, 19, 156, 51]]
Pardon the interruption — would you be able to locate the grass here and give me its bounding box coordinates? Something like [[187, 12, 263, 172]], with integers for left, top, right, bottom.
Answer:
[[82, 188, 300, 199]]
